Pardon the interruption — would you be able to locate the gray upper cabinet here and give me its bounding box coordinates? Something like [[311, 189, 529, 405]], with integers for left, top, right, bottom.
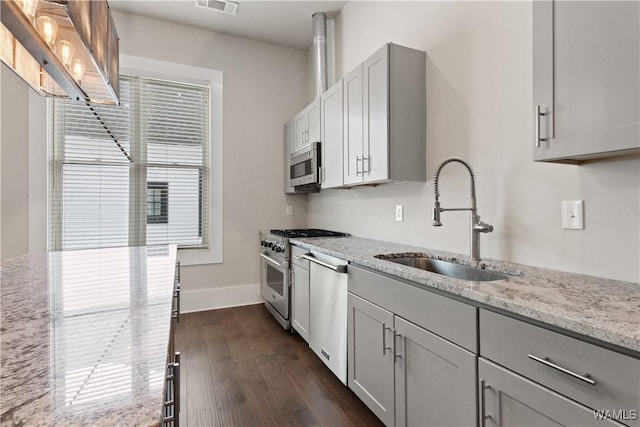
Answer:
[[343, 63, 365, 186], [320, 80, 344, 189], [284, 120, 296, 194], [294, 98, 321, 152], [533, 1, 640, 163], [343, 43, 426, 185]]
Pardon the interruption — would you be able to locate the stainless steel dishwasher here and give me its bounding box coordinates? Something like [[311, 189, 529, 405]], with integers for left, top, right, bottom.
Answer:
[[302, 250, 349, 384]]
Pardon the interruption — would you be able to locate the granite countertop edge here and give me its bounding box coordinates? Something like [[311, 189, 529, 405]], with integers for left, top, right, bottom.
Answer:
[[290, 236, 640, 355]]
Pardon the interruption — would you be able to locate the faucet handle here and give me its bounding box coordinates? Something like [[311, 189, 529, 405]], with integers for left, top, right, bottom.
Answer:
[[432, 202, 442, 226], [474, 221, 493, 233]]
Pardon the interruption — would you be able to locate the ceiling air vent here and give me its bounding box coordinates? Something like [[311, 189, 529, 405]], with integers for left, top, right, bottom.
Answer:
[[195, 0, 239, 16]]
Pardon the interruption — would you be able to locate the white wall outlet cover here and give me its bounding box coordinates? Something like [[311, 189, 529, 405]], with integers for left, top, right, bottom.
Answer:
[[286, 205, 294, 216], [395, 205, 404, 222], [562, 200, 584, 230]]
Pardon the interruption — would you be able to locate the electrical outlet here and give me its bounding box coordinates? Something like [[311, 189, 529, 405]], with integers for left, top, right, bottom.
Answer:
[[395, 205, 404, 222], [562, 200, 584, 230], [286, 205, 293, 216]]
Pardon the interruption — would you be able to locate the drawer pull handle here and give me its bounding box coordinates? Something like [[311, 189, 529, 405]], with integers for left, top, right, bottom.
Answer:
[[528, 354, 595, 385]]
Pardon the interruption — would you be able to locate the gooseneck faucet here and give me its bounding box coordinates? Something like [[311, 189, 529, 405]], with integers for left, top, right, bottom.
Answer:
[[432, 157, 493, 261]]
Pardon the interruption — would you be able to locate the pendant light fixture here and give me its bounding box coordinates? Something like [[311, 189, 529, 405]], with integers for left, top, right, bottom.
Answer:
[[0, 0, 120, 105]]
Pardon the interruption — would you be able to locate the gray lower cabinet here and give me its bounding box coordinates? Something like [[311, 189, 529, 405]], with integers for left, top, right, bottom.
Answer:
[[291, 262, 309, 342], [480, 309, 640, 427], [479, 359, 621, 427], [348, 293, 395, 426], [291, 245, 310, 342], [348, 292, 476, 427], [394, 316, 476, 427]]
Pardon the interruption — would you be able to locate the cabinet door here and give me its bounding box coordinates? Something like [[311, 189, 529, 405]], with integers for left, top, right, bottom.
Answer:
[[479, 359, 622, 427], [394, 316, 476, 427], [533, 1, 639, 162], [291, 263, 309, 342], [363, 44, 389, 183], [343, 64, 364, 185], [294, 110, 307, 152], [284, 120, 295, 194], [321, 80, 344, 189], [347, 293, 395, 426], [307, 98, 321, 145]]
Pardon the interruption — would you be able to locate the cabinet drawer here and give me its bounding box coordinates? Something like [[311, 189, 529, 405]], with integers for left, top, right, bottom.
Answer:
[[480, 309, 640, 424], [348, 265, 477, 352], [291, 245, 309, 270]]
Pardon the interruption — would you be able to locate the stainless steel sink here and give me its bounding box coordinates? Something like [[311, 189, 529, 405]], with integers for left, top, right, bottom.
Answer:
[[375, 254, 510, 282]]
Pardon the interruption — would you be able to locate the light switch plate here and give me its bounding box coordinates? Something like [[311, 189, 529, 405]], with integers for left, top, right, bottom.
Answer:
[[395, 205, 404, 222], [562, 200, 584, 230], [286, 205, 294, 216]]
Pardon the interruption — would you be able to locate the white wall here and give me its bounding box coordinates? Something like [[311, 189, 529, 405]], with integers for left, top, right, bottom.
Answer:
[[112, 11, 310, 308], [307, 1, 640, 283]]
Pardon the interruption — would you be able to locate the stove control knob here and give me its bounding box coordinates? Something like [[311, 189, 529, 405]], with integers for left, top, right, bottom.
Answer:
[[260, 240, 267, 247], [276, 246, 284, 252]]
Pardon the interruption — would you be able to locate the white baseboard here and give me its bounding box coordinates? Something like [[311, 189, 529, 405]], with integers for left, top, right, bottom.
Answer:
[[180, 283, 263, 313]]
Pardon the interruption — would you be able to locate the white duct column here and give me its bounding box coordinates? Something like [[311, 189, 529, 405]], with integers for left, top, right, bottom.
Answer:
[[312, 12, 328, 98]]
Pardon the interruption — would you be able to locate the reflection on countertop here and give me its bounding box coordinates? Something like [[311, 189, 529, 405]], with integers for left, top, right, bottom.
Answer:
[[1, 245, 177, 426]]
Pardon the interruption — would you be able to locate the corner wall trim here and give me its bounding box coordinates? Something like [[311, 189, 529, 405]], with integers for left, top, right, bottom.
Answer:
[[181, 283, 262, 313]]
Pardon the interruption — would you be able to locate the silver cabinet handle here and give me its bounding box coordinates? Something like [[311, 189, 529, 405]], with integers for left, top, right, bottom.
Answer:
[[164, 352, 181, 426], [174, 352, 180, 426], [382, 322, 393, 355], [260, 252, 287, 267], [394, 332, 403, 360], [362, 156, 369, 173], [172, 284, 181, 323], [301, 254, 347, 273], [528, 354, 595, 385], [480, 379, 492, 427], [535, 105, 548, 148], [176, 259, 181, 284], [356, 156, 362, 175]]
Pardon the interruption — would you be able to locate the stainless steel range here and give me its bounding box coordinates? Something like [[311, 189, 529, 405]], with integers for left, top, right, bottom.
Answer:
[[259, 229, 347, 329]]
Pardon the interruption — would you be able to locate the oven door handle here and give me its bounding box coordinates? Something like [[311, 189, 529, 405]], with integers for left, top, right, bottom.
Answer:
[[260, 253, 287, 267], [301, 254, 347, 273]]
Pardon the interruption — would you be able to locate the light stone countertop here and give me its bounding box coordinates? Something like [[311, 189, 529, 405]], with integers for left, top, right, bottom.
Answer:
[[290, 236, 640, 355], [1, 245, 177, 426]]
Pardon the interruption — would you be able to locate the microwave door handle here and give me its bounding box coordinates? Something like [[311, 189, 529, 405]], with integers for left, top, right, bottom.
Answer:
[[260, 253, 287, 267]]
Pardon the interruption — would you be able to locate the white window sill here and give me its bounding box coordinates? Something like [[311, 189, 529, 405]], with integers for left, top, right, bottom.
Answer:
[[178, 247, 223, 266]]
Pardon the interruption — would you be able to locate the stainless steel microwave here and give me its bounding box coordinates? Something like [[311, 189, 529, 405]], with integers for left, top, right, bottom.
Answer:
[[290, 142, 320, 190]]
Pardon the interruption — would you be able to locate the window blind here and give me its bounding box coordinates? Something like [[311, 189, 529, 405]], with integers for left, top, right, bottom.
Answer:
[[50, 75, 210, 251]]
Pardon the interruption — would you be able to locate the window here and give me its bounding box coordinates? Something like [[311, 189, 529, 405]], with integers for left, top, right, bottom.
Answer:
[[147, 182, 168, 224], [49, 56, 223, 264]]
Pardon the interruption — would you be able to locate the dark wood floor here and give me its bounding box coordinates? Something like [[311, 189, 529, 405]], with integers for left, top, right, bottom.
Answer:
[[176, 304, 384, 427]]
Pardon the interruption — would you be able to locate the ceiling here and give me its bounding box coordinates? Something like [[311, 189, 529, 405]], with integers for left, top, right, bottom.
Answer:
[[109, 1, 347, 50]]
